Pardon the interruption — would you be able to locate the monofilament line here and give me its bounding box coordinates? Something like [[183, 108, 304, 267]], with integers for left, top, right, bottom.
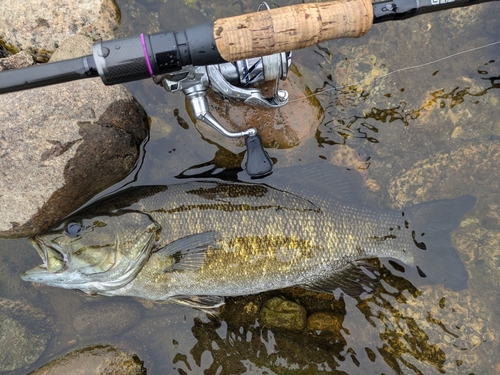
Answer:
[[288, 40, 500, 103]]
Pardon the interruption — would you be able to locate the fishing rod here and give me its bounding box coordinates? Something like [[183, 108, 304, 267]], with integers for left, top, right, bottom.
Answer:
[[0, 0, 495, 176]]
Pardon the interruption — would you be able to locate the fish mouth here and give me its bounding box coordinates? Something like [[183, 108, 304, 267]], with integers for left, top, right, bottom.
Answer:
[[23, 237, 67, 279], [21, 264, 50, 282]]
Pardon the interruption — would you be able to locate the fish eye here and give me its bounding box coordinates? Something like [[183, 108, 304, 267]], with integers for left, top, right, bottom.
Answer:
[[65, 222, 83, 237]]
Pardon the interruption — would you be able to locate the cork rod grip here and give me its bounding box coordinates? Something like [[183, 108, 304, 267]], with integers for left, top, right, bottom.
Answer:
[[213, 0, 374, 62]]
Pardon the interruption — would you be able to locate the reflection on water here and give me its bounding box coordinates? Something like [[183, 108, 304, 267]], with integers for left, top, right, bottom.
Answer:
[[1, 242, 497, 374], [317, 56, 499, 148], [111, 260, 494, 374], [1, 0, 499, 373]]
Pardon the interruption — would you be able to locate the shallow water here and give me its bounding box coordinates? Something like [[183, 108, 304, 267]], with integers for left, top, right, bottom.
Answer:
[[1, 0, 499, 374]]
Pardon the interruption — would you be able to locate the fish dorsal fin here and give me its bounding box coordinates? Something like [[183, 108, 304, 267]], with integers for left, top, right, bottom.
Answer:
[[169, 295, 225, 311], [300, 260, 380, 297], [257, 162, 365, 203], [155, 232, 220, 272]]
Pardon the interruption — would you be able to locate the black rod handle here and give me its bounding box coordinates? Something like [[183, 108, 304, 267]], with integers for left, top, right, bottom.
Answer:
[[0, 22, 225, 94]]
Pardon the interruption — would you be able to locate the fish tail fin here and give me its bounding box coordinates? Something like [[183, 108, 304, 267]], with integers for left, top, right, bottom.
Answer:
[[406, 195, 476, 291]]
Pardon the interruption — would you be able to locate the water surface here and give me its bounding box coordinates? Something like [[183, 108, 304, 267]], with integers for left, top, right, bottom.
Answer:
[[1, 0, 499, 374]]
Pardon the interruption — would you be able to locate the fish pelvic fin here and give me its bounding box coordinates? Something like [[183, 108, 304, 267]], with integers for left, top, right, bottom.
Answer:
[[405, 195, 476, 291], [169, 295, 225, 313]]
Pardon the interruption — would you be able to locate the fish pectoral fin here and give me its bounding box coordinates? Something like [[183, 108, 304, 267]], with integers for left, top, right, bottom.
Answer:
[[155, 231, 221, 272], [301, 260, 380, 297], [169, 295, 225, 311]]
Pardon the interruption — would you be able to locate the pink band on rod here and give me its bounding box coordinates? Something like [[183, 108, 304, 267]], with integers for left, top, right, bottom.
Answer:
[[140, 33, 154, 76]]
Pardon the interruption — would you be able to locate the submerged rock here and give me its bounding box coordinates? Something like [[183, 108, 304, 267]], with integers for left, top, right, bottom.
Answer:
[[0, 38, 149, 238], [333, 51, 389, 97], [384, 139, 500, 374], [72, 299, 142, 339], [0, 298, 52, 372], [307, 311, 343, 337], [30, 345, 146, 375], [259, 297, 307, 332], [388, 141, 500, 207], [200, 64, 323, 150]]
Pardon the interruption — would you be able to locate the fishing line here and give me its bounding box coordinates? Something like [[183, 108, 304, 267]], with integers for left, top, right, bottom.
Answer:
[[287, 40, 500, 103]]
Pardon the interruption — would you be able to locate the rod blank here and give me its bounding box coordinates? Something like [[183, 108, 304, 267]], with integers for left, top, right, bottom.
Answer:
[[0, 56, 98, 94]]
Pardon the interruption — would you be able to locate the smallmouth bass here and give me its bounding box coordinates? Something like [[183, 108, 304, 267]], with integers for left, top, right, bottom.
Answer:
[[22, 164, 475, 309]]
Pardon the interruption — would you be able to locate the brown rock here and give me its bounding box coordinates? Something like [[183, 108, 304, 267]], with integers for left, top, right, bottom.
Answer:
[[199, 64, 323, 150], [307, 311, 343, 336], [30, 345, 146, 375]]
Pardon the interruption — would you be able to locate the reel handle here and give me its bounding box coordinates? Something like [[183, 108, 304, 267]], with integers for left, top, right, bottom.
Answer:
[[245, 135, 273, 178]]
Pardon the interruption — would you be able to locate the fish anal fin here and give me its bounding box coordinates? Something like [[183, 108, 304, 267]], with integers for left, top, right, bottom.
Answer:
[[301, 260, 380, 297]]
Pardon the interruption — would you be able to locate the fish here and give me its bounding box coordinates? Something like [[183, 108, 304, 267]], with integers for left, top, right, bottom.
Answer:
[[21, 163, 475, 309]]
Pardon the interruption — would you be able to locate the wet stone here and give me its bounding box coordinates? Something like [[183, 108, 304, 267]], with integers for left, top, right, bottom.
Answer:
[[0, 298, 52, 372], [307, 311, 343, 337], [333, 51, 389, 98], [114, 0, 160, 39], [438, 6, 481, 35], [388, 141, 500, 207], [201, 64, 323, 150], [159, 0, 206, 31], [30, 345, 146, 375], [395, 285, 497, 374], [259, 297, 307, 332], [72, 300, 142, 339]]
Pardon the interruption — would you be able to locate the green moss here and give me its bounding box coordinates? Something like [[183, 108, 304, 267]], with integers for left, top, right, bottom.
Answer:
[[0, 38, 19, 55]]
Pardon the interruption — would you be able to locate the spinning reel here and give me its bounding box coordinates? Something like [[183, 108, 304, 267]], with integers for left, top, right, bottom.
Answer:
[[154, 51, 291, 177]]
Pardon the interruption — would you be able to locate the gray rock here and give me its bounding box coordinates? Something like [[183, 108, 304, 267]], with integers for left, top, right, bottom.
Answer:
[[0, 51, 34, 71], [49, 35, 94, 63], [0, 38, 149, 238], [72, 299, 142, 339], [30, 345, 146, 375], [0, 0, 120, 59], [0, 298, 52, 372]]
